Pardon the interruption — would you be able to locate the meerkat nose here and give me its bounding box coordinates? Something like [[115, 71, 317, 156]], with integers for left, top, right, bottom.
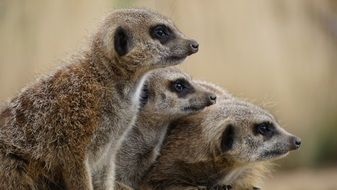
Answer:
[[295, 137, 301, 147], [290, 136, 301, 150], [188, 40, 199, 54], [208, 93, 217, 105]]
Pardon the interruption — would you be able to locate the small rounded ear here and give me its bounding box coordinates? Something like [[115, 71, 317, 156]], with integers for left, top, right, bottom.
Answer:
[[114, 26, 130, 56], [139, 82, 149, 108], [221, 124, 235, 152]]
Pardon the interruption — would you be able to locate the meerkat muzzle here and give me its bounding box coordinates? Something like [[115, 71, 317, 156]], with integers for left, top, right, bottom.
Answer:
[[289, 136, 301, 150], [188, 40, 199, 55]]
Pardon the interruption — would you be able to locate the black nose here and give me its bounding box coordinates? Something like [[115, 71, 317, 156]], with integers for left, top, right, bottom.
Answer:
[[208, 93, 217, 105], [188, 40, 199, 54], [290, 136, 301, 150]]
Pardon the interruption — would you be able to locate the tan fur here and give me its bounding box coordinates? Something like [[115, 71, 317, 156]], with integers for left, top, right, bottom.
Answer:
[[0, 8, 198, 190], [140, 82, 300, 190], [113, 68, 216, 189]]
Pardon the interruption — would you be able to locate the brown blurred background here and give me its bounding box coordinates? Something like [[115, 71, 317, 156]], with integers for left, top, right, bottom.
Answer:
[[1, 0, 337, 189]]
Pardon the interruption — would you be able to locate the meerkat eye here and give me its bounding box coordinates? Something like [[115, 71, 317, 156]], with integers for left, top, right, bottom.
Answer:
[[155, 27, 167, 37], [150, 24, 174, 44], [174, 82, 185, 92], [169, 78, 195, 97], [254, 122, 275, 138]]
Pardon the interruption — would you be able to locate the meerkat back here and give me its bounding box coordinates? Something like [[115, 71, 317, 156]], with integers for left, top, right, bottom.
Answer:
[[0, 8, 199, 190]]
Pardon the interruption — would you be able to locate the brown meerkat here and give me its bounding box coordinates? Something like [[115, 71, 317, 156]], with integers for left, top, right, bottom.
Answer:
[[111, 68, 217, 190], [141, 97, 301, 190], [0, 8, 199, 190]]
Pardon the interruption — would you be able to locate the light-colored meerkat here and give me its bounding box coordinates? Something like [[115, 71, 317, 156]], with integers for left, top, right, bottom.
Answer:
[[0, 8, 199, 190], [111, 68, 217, 190], [141, 96, 301, 190], [186, 82, 272, 190]]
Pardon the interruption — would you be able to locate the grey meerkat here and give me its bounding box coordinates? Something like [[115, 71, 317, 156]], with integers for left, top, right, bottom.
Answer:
[[111, 68, 217, 190], [0, 8, 199, 190], [141, 93, 301, 190]]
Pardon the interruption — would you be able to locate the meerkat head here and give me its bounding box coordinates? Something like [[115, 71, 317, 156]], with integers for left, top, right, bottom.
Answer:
[[203, 99, 301, 163], [93, 8, 198, 70], [139, 68, 217, 120]]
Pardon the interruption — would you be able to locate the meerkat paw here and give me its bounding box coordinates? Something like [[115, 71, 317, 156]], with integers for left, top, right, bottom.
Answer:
[[252, 187, 261, 190]]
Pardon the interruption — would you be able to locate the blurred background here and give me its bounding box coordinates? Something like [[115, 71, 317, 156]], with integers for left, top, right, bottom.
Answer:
[[0, 0, 337, 189]]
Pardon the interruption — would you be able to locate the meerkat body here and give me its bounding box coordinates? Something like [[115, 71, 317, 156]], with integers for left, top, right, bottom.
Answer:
[[0, 8, 199, 190], [141, 93, 301, 190], [111, 68, 217, 190]]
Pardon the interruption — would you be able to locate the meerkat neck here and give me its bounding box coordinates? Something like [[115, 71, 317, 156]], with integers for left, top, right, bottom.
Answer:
[[88, 50, 149, 100], [138, 111, 170, 130], [135, 112, 170, 144]]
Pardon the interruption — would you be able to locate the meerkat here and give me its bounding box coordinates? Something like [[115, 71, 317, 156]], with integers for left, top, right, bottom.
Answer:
[[141, 96, 301, 190], [185, 82, 272, 190], [0, 8, 199, 190], [110, 67, 217, 190]]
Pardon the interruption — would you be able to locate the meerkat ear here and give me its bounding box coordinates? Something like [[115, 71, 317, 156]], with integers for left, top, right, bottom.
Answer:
[[114, 26, 130, 56], [221, 124, 235, 152]]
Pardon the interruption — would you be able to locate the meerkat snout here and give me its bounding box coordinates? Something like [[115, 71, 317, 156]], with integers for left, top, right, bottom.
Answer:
[[208, 93, 217, 104], [187, 40, 199, 55], [289, 136, 301, 150], [193, 91, 217, 108]]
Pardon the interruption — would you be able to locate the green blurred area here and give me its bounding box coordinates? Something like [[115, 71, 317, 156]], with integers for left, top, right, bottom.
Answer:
[[0, 0, 337, 180]]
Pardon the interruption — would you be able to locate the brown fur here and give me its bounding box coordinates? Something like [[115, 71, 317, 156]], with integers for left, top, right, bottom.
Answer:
[[0, 8, 198, 190]]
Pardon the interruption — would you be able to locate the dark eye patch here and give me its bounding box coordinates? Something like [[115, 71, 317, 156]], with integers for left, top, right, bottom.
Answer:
[[149, 24, 175, 44], [253, 122, 276, 140], [168, 78, 195, 98]]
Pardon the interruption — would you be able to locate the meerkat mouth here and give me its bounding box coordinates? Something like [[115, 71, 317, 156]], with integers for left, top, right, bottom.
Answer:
[[164, 55, 187, 64], [182, 104, 206, 112], [261, 149, 289, 160]]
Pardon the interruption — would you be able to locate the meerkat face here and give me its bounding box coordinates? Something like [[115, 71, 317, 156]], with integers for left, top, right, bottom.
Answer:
[[202, 99, 301, 163], [218, 100, 301, 162], [139, 68, 216, 119], [95, 8, 198, 69]]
